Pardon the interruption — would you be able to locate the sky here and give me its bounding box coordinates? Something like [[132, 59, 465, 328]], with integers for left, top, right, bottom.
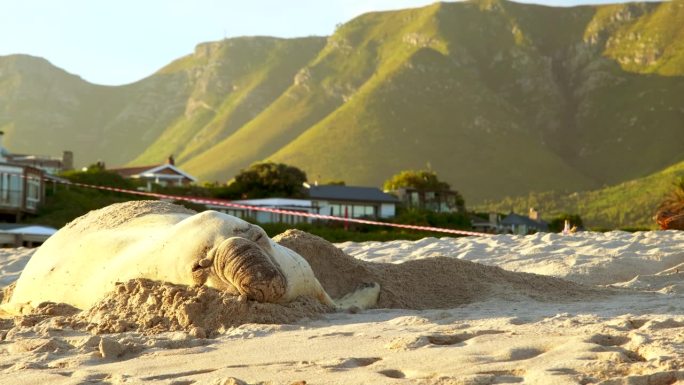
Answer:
[[0, 0, 645, 85]]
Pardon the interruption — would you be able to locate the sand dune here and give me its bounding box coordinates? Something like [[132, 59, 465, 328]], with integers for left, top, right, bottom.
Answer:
[[339, 230, 684, 286], [1, 230, 684, 384]]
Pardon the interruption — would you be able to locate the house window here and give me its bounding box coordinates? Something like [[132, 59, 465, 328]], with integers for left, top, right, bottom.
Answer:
[[26, 177, 41, 210], [351, 205, 375, 218], [0, 173, 8, 203], [329, 204, 341, 216], [352, 205, 363, 218], [0, 173, 22, 207], [410, 192, 420, 205]]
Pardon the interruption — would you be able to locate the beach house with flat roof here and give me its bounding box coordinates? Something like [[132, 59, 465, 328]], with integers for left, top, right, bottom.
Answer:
[[203, 184, 399, 225], [205, 198, 316, 225], [306, 185, 398, 219]]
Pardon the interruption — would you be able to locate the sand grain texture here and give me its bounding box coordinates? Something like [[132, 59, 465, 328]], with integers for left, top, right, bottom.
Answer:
[[1, 226, 684, 384]]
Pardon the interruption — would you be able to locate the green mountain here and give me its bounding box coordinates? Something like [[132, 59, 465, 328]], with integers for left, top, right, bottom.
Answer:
[[0, 54, 190, 166], [1, 0, 684, 204], [476, 159, 684, 229]]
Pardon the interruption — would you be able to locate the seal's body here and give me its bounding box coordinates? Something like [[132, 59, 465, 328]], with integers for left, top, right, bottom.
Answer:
[[4, 201, 379, 314]]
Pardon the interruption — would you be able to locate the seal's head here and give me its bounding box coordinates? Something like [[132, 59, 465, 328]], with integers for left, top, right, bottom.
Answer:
[[182, 213, 287, 302], [210, 237, 287, 302]]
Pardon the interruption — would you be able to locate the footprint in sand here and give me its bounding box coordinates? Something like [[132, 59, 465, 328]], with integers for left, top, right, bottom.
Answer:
[[377, 369, 405, 379], [427, 330, 506, 346], [68, 371, 116, 382], [386, 329, 507, 350], [587, 334, 631, 347], [585, 334, 646, 363], [323, 356, 382, 371], [495, 347, 546, 362], [475, 369, 526, 383], [307, 331, 355, 340], [7, 337, 74, 354], [141, 368, 218, 381], [642, 318, 684, 330], [627, 318, 648, 329]]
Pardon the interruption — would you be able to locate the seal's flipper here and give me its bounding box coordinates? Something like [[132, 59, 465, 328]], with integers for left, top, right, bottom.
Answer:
[[334, 282, 380, 310]]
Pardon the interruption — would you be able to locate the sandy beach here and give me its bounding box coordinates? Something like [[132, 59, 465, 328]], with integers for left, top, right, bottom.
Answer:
[[1, 229, 684, 385]]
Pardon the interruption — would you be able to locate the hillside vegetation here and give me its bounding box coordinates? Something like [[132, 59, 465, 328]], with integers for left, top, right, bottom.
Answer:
[[477, 160, 684, 229], [1, 0, 683, 205]]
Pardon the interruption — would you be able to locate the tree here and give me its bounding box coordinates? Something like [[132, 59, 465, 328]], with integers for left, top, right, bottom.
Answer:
[[229, 162, 308, 199], [323, 180, 346, 186], [383, 170, 464, 209], [383, 170, 451, 191], [60, 167, 136, 189]]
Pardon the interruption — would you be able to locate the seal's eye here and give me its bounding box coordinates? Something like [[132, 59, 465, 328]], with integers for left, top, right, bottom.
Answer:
[[233, 225, 268, 242], [233, 226, 252, 235], [234, 225, 268, 247], [253, 232, 263, 242]]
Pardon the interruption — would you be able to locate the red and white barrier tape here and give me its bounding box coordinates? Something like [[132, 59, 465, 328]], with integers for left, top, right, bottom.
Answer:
[[36, 175, 488, 237]]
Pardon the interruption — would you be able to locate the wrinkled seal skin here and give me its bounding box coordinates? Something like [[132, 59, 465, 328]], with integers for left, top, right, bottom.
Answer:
[[1, 201, 381, 315], [212, 237, 287, 303]]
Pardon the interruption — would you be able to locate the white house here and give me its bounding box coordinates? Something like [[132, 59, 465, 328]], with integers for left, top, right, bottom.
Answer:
[[205, 198, 316, 225], [501, 209, 549, 234], [306, 185, 398, 219], [110, 156, 197, 191], [201, 185, 399, 225]]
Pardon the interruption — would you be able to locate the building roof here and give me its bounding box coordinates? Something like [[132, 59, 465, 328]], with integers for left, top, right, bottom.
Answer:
[[0, 224, 58, 236], [501, 213, 548, 230], [43, 174, 70, 184], [109, 165, 157, 177], [469, 214, 491, 226], [110, 164, 197, 182], [0, 162, 43, 174], [307, 185, 399, 203]]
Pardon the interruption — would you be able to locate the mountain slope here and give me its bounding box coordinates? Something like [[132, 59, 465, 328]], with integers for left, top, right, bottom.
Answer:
[[180, 4, 448, 182], [0, 55, 190, 166], [476, 159, 684, 229], [179, 0, 684, 201], [131, 36, 327, 166]]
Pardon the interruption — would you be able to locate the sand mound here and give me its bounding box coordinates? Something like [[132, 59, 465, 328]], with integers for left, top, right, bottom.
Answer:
[[5, 228, 604, 337], [72, 279, 331, 336], [275, 230, 605, 309], [612, 262, 684, 294], [340, 231, 684, 286], [64, 200, 196, 232]]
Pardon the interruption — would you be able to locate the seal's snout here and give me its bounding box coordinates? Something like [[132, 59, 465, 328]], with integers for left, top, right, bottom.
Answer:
[[213, 237, 287, 303]]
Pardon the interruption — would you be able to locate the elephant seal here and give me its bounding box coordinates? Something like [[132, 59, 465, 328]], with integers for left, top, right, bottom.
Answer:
[[2, 201, 379, 315]]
